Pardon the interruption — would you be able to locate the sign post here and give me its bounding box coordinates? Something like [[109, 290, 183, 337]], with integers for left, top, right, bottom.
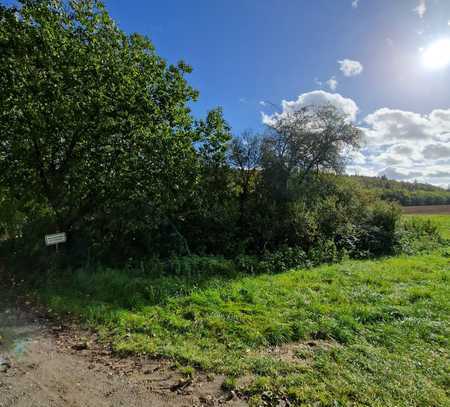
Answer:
[[45, 232, 67, 253]]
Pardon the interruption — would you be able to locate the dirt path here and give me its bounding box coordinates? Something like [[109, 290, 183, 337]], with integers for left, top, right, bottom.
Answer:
[[0, 307, 246, 407], [402, 204, 450, 214]]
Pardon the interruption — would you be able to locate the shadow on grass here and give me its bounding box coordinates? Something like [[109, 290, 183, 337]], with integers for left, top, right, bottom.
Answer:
[[4, 257, 250, 324]]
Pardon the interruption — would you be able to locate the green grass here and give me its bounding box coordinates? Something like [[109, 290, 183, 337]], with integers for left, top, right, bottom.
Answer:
[[405, 214, 450, 239], [38, 251, 450, 405], [34, 215, 450, 406]]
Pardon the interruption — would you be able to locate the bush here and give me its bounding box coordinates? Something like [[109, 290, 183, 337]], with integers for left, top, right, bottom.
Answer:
[[355, 202, 401, 257], [259, 247, 310, 273], [308, 239, 343, 265]]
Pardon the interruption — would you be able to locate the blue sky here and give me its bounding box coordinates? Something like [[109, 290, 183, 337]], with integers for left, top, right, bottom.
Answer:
[[104, 0, 450, 187], [104, 1, 449, 126]]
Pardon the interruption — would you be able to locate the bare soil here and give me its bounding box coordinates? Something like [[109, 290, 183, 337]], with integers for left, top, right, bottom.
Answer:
[[402, 204, 450, 214], [0, 307, 246, 407]]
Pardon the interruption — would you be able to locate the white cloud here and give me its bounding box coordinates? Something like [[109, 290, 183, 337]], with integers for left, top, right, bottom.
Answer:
[[338, 59, 364, 77], [259, 101, 267, 107], [360, 107, 450, 186], [314, 77, 323, 87], [378, 167, 423, 181], [261, 90, 359, 126], [260, 91, 450, 187], [413, 0, 427, 18], [374, 143, 423, 166], [347, 165, 378, 177], [364, 108, 450, 145], [363, 108, 432, 144], [326, 77, 338, 91], [422, 143, 450, 159], [429, 109, 450, 133], [347, 149, 366, 165], [351, 0, 359, 8]]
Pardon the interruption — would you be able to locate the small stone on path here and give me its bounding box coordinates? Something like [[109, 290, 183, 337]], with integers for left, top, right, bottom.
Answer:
[[0, 356, 11, 373]]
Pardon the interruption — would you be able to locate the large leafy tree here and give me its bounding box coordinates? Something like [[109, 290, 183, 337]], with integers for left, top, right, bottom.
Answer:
[[261, 104, 362, 201], [0, 0, 201, 247]]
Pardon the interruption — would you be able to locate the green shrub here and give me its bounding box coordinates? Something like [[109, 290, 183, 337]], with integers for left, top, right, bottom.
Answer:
[[308, 239, 342, 265], [259, 247, 310, 273], [355, 202, 401, 257]]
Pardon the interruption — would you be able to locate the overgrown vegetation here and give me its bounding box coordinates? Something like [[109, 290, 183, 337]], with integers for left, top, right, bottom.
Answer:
[[0, 0, 419, 270]]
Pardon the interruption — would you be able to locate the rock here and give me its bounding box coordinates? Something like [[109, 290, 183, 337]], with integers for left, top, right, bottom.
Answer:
[[0, 356, 11, 373], [198, 394, 214, 406], [72, 342, 89, 351], [170, 378, 192, 392], [224, 390, 240, 402], [51, 325, 63, 332]]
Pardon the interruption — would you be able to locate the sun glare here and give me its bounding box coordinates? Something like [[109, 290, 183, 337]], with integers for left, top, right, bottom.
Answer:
[[422, 38, 450, 70]]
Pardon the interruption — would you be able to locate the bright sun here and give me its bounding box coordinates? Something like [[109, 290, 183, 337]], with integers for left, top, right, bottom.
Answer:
[[422, 38, 450, 70]]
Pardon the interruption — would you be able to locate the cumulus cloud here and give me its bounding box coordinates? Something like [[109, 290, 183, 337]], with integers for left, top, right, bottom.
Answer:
[[351, 0, 359, 8], [375, 144, 420, 166], [361, 107, 450, 186], [338, 59, 363, 77], [422, 143, 450, 159], [363, 108, 432, 144], [281, 91, 359, 120], [346, 165, 378, 177], [347, 149, 366, 165], [261, 90, 359, 126], [378, 167, 423, 181], [260, 91, 450, 187], [413, 0, 427, 18], [326, 77, 338, 91], [364, 108, 450, 145]]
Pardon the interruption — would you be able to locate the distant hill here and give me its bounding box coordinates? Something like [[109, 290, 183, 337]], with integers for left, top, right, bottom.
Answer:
[[348, 175, 450, 206]]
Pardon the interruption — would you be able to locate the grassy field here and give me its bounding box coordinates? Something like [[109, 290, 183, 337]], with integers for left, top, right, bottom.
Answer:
[[36, 215, 450, 406], [405, 213, 450, 239]]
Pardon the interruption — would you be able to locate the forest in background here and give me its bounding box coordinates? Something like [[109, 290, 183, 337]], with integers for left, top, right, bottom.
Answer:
[[351, 175, 450, 206]]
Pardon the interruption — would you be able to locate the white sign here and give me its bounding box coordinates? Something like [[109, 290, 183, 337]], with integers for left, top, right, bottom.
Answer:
[[45, 232, 67, 246]]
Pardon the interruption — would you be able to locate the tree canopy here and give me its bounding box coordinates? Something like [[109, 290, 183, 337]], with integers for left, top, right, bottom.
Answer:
[[0, 0, 226, 246]]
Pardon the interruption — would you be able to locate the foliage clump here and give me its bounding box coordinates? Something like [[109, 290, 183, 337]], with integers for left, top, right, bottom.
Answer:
[[0, 0, 443, 272]]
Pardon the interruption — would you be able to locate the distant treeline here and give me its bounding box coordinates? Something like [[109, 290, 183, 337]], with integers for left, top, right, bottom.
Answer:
[[350, 176, 450, 206]]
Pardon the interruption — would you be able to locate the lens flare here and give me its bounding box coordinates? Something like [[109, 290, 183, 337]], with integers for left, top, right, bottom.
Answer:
[[422, 38, 450, 70]]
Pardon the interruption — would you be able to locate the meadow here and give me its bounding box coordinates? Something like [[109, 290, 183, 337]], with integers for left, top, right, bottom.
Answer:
[[37, 214, 450, 406], [404, 213, 450, 239]]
